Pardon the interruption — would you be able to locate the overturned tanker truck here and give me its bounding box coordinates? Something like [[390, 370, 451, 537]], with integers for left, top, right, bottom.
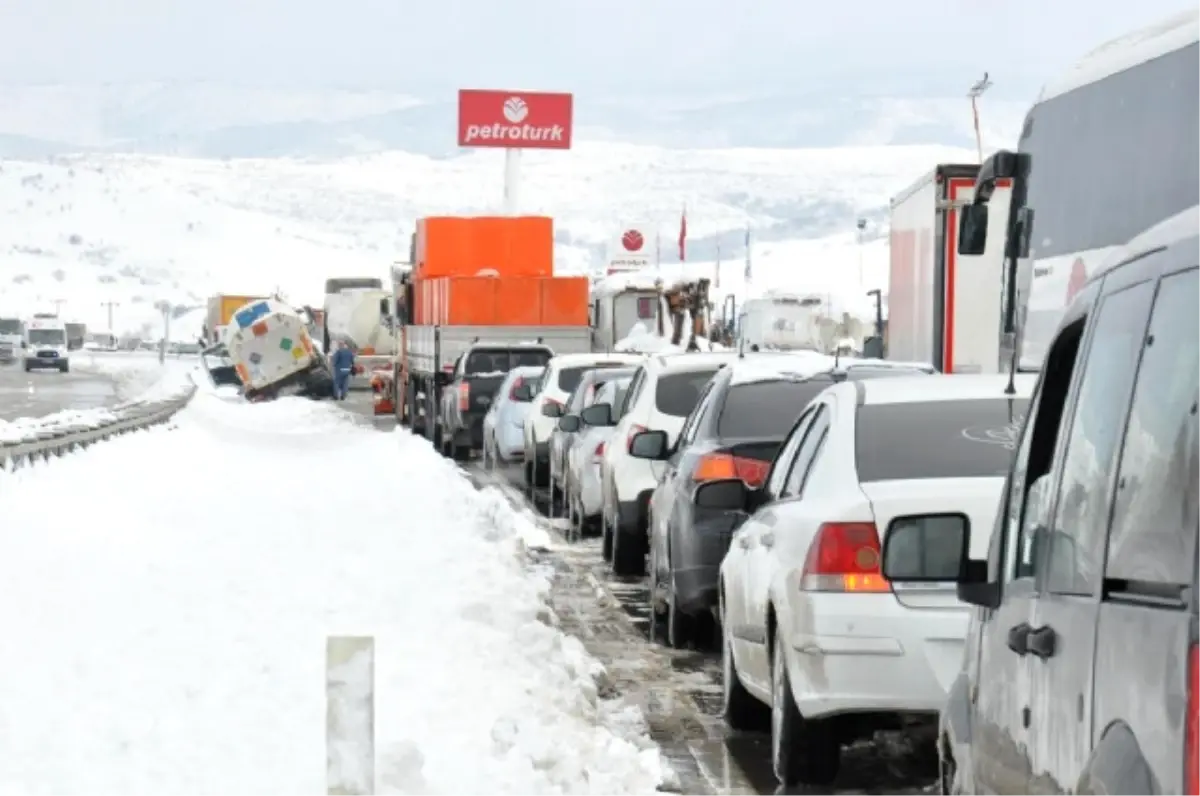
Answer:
[[201, 297, 333, 401]]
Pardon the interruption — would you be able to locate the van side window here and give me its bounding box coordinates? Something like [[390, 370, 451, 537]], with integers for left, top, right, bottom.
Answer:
[[1105, 268, 1199, 587], [1044, 280, 1156, 596]]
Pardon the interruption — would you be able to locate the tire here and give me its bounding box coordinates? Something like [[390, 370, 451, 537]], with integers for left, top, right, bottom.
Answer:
[[647, 540, 665, 643], [610, 521, 645, 577], [601, 510, 614, 562], [59, 362, 69, 373], [666, 580, 693, 649], [771, 626, 840, 787], [721, 602, 768, 731]]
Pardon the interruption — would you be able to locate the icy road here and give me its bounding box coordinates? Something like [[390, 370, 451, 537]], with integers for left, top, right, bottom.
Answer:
[[0, 387, 664, 794], [0, 359, 119, 421]]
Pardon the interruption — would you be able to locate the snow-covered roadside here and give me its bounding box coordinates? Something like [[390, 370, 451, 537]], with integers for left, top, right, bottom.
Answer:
[[0, 388, 666, 794]]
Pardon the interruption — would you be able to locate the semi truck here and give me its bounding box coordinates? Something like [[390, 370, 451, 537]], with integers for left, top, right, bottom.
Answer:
[[883, 162, 1012, 373], [0, 317, 23, 363], [392, 215, 592, 457], [205, 293, 268, 347]]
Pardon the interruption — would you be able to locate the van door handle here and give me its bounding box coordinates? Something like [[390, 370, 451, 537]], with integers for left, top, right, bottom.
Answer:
[[1026, 625, 1057, 660], [1006, 622, 1031, 656]]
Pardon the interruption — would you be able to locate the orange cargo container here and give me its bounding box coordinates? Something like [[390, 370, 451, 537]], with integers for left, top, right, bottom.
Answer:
[[416, 217, 474, 279], [540, 277, 590, 325], [509, 216, 555, 278], [442, 277, 501, 325], [469, 216, 513, 276], [494, 278, 544, 325]]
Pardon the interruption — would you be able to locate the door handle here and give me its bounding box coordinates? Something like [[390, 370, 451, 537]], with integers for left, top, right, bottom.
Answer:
[[760, 531, 775, 548], [1006, 622, 1031, 656], [1026, 625, 1057, 659]]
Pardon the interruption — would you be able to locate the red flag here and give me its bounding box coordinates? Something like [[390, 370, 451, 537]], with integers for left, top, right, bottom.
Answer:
[[678, 207, 687, 261]]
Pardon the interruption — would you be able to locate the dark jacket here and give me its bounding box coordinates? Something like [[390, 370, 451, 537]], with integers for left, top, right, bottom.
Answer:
[[332, 347, 355, 373]]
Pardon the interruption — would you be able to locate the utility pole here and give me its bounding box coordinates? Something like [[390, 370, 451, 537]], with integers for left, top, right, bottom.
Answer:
[[50, 298, 66, 316], [968, 72, 993, 163], [155, 300, 171, 364], [855, 218, 868, 290], [100, 301, 119, 332]]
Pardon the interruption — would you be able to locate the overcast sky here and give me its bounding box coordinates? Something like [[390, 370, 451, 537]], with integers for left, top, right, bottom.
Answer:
[[0, 0, 1192, 98]]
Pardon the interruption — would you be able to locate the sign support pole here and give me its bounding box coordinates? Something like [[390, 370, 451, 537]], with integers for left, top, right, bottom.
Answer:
[[503, 148, 521, 215]]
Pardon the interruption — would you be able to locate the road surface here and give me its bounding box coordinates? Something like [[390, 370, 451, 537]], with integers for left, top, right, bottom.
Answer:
[[0, 360, 118, 422]]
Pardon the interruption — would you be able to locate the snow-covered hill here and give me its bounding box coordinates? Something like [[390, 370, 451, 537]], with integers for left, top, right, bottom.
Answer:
[[0, 140, 977, 335], [0, 83, 1027, 158]]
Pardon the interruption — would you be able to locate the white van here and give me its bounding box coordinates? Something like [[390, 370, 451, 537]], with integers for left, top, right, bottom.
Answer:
[[24, 317, 70, 372]]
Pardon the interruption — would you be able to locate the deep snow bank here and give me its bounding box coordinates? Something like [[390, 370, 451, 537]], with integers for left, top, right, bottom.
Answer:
[[0, 390, 665, 794]]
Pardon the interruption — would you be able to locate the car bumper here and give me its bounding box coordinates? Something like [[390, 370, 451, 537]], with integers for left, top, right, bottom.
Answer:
[[781, 592, 970, 719], [671, 509, 743, 615], [496, 423, 525, 460], [25, 357, 65, 368]]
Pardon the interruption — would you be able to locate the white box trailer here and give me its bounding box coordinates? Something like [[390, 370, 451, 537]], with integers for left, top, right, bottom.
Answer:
[[886, 163, 1012, 373]]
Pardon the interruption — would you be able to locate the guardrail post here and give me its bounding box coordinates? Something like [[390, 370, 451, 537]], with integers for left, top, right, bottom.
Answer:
[[326, 635, 375, 795]]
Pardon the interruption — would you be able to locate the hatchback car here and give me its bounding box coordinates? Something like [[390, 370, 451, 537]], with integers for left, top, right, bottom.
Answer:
[[481, 365, 544, 468], [549, 366, 638, 508]]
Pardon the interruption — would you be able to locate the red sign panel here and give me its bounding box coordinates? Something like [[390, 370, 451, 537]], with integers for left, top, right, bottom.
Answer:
[[457, 89, 574, 150]]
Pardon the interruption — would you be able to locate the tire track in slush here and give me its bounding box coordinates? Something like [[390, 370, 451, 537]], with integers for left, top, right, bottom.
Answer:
[[467, 460, 940, 795]]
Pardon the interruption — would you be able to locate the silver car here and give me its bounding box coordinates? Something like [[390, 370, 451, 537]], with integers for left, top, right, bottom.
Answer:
[[563, 375, 632, 539], [482, 366, 544, 467]]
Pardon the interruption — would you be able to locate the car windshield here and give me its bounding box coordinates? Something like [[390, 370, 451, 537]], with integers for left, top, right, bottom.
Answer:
[[28, 329, 66, 345], [655, 368, 721, 417], [558, 362, 632, 393], [465, 348, 552, 376], [855, 398, 1032, 481], [717, 380, 830, 438]]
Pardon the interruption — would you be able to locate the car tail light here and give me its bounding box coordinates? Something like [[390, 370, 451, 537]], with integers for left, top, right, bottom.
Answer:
[[458, 382, 470, 411], [691, 453, 770, 487], [1187, 643, 1198, 795], [626, 424, 648, 453], [509, 376, 526, 400], [799, 522, 889, 593], [593, 441, 606, 460]]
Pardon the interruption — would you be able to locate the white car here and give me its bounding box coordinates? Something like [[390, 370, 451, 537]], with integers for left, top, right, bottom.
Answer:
[[481, 365, 544, 467], [600, 351, 738, 574], [562, 375, 633, 538], [522, 352, 644, 491], [710, 372, 1037, 788]]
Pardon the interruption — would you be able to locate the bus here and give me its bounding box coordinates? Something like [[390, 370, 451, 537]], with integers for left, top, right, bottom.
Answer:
[[1010, 10, 1198, 370]]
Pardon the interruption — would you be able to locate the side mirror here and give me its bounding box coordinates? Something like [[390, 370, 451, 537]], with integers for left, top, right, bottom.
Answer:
[[957, 204, 988, 256], [881, 513, 970, 582], [579, 402, 614, 427], [628, 429, 670, 460], [511, 383, 533, 402], [557, 414, 582, 433], [541, 401, 564, 418], [693, 478, 750, 511]]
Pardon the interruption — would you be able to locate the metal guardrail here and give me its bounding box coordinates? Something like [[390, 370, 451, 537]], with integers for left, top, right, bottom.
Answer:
[[0, 386, 197, 471]]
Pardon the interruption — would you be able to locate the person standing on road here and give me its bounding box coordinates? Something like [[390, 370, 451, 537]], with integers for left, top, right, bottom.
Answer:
[[331, 340, 356, 401]]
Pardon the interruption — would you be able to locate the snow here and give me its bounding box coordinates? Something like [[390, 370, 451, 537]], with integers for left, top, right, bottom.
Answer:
[[0, 387, 665, 794], [613, 321, 725, 355], [726, 351, 838, 385], [0, 141, 980, 337]]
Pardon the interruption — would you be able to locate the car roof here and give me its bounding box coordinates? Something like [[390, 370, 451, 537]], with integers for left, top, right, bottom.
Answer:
[[857, 373, 1039, 406], [651, 351, 739, 374], [550, 352, 644, 368], [723, 353, 935, 387]]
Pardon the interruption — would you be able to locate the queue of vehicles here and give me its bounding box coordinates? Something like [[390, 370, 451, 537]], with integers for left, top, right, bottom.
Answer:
[[393, 11, 1200, 794]]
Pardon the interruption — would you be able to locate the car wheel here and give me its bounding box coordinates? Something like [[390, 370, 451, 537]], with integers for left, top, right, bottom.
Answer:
[[647, 540, 665, 643], [610, 521, 644, 577], [771, 626, 840, 787], [721, 600, 768, 731], [666, 579, 692, 649], [601, 509, 614, 562]]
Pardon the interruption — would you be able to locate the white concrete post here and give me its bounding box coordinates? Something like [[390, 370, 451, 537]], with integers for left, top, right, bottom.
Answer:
[[326, 636, 376, 795]]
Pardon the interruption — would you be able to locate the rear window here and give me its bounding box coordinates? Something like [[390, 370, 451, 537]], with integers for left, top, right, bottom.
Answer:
[[855, 398, 1030, 481], [717, 380, 830, 438], [465, 348, 551, 376], [558, 362, 630, 392], [655, 369, 721, 416]]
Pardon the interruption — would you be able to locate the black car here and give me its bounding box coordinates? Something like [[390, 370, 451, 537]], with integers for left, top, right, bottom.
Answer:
[[630, 358, 935, 648]]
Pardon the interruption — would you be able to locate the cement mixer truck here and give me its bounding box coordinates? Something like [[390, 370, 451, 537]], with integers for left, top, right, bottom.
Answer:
[[322, 277, 396, 390]]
